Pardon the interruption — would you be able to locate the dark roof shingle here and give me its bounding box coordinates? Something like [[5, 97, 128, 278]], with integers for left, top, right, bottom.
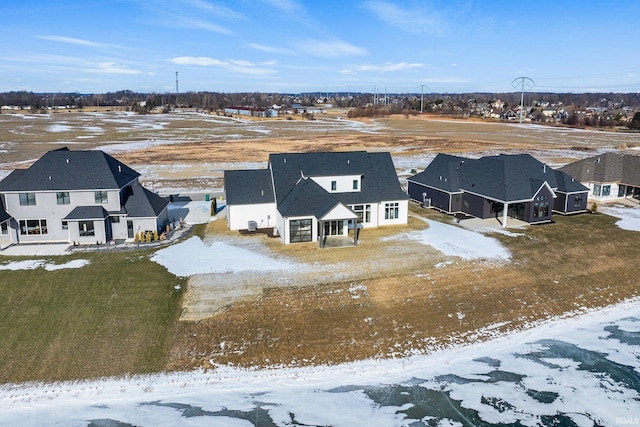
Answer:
[[224, 169, 275, 205], [122, 183, 169, 217], [559, 152, 640, 186], [0, 147, 140, 192]]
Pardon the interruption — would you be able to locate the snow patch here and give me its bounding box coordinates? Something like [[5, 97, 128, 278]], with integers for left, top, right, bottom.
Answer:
[[386, 218, 510, 261], [600, 205, 640, 232], [0, 259, 89, 271], [150, 236, 296, 276]]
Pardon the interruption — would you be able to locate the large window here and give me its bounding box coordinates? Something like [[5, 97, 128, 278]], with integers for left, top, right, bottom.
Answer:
[[533, 194, 550, 218], [323, 220, 345, 236], [1, 222, 7, 235], [79, 221, 95, 237], [289, 219, 312, 243], [593, 184, 601, 196], [602, 185, 611, 197], [19, 219, 47, 235], [19, 193, 36, 206], [385, 202, 399, 220], [56, 191, 70, 205], [61, 220, 68, 230], [352, 204, 371, 223], [94, 191, 108, 204]]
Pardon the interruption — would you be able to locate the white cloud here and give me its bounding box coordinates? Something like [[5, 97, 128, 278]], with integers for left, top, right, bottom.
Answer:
[[181, 0, 246, 20], [37, 35, 103, 47], [169, 56, 277, 75], [353, 62, 424, 72], [259, 0, 305, 15], [88, 62, 143, 75], [175, 16, 232, 34], [362, 1, 446, 35], [296, 40, 368, 58], [248, 43, 293, 55]]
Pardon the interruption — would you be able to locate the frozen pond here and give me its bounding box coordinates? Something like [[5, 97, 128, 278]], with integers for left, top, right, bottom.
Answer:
[[2, 299, 639, 426]]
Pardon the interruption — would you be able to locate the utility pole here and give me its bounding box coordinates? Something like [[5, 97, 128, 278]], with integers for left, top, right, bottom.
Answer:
[[175, 71, 179, 94], [511, 77, 534, 123], [416, 84, 429, 114]]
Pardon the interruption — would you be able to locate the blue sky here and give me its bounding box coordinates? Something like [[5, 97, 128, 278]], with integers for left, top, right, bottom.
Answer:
[[2, 1, 639, 94]]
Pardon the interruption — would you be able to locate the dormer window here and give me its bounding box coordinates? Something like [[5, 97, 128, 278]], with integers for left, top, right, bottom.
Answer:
[[331, 181, 337, 191], [353, 179, 358, 190]]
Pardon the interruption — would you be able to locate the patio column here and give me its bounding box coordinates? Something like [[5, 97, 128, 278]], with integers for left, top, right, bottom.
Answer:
[[503, 202, 508, 228]]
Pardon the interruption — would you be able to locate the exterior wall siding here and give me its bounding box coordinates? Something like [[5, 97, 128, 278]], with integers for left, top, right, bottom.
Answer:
[[461, 193, 492, 219], [377, 199, 408, 226], [559, 192, 588, 214], [310, 175, 361, 193], [227, 203, 277, 230], [3, 189, 121, 243], [407, 182, 452, 212]]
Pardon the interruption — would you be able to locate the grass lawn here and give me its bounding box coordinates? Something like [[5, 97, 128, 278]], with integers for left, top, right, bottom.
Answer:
[[0, 248, 184, 384]]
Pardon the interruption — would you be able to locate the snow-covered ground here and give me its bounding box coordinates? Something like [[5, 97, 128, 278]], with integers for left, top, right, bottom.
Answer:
[[1, 299, 639, 426], [151, 236, 297, 277], [600, 204, 640, 232], [384, 217, 511, 261]]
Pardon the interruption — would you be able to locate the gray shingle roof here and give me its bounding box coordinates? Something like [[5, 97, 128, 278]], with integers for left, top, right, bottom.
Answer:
[[269, 151, 408, 206], [224, 169, 275, 205], [0, 147, 140, 192], [410, 153, 588, 202], [553, 169, 589, 193], [64, 206, 110, 220], [122, 183, 169, 218], [407, 154, 465, 193], [277, 177, 343, 218], [559, 152, 640, 186]]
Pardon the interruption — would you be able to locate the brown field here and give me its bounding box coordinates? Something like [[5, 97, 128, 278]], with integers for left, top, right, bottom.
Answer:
[[1, 109, 639, 379], [167, 204, 640, 372]]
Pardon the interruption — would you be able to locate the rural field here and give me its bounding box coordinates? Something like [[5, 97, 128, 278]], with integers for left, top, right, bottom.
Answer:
[[1, 109, 639, 383]]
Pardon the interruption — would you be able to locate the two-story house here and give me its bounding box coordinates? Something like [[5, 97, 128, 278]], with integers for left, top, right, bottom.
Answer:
[[0, 147, 168, 249], [224, 151, 408, 246]]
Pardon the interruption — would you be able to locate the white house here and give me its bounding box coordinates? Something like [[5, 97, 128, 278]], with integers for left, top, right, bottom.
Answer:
[[0, 147, 168, 249], [224, 151, 409, 246]]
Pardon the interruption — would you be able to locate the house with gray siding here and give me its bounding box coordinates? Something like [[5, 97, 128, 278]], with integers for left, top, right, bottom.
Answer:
[[224, 151, 408, 246], [559, 152, 640, 202], [407, 153, 589, 227], [0, 147, 168, 249]]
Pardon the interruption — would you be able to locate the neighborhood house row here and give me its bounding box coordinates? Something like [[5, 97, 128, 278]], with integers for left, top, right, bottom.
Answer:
[[1, 148, 639, 250]]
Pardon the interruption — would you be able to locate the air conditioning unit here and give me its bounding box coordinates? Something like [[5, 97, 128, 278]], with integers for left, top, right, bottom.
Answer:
[[248, 221, 257, 232]]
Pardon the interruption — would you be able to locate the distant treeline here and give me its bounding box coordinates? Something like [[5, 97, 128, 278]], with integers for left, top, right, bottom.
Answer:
[[2, 90, 640, 111], [2, 90, 640, 129]]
